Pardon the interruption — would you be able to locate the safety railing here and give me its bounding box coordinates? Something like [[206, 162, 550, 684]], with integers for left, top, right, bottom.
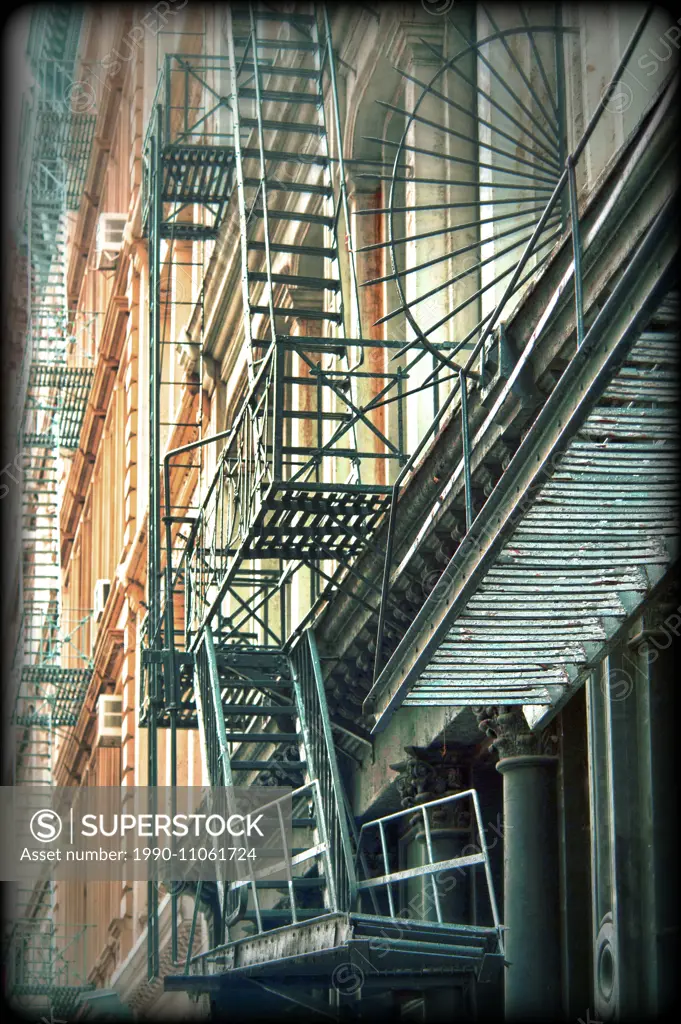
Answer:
[[6, 920, 93, 997], [156, 330, 407, 655], [290, 629, 357, 913], [183, 346, 277, 640], [141, 53, 235, 230], [355, 789, 503, 951], [182, 780, 337, 975], [372, 6, 667, 680]]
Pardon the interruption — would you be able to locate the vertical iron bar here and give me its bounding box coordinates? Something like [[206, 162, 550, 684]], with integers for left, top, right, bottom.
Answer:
[[225, 9, 257, 382], [306, 629, 358, 906], [421, 807, 443, 924], [184, 881, 202, 974], [567, 156, 584, 348], [377, 821, 395, 917], [470, 789, 504, 955], [277, 801, 297, 925], [322, 5, 363, 346], [460, 369, 473, 530], [147, 107, 162, 981], [372, 485, 399, 683], [554, 6, 569, 232], [248, 6, 278, 349]]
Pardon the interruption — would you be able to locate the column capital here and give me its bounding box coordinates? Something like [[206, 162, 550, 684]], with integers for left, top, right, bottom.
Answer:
[[390, 745, 471, 828], [473, 705, 558, 762]]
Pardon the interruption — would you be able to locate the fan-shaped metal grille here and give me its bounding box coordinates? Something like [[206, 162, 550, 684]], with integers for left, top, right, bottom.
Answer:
[[361, 14, 577, 375]]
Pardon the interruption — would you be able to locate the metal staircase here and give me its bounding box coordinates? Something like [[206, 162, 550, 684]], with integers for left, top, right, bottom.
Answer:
[[171, 3, 406, 653], [141, 4, 503, 1013], [162, 629, 503, 1017]]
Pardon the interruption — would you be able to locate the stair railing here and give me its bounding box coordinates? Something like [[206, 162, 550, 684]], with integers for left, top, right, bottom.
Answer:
[[289, 628, 358, 912]]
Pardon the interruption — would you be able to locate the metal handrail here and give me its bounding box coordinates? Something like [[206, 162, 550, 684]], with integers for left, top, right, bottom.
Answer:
[[372, 5, 657, 681], [183, 779, 338, 970], [356, 788, 503, 952]]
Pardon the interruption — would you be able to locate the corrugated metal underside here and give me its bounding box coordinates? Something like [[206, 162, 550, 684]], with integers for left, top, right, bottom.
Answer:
[[403, 296, 678, 713]]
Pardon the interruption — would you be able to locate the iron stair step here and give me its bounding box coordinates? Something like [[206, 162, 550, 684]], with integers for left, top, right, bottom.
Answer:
[[240, 117, 325, 135], [218, 680, 293, 690], [248, 272, 339, 291], [238, 88, 320, 105], [248, 240, 337, 258], [243, 177, 332, 197], [241, 146, 327, 166], [251, 208, 333, 227], [221, 704, 296, 715], [233, 39, 319, 53], [230, 760, 306, 771], [351, 914, 500, 945], [238, 909, 325, 922], [253, 877, 323, 887], [231, 9, 317, 24], [238, 65, 320, 81], [250, 305, 342, 323], [225, 732, 300, 743], [159, 224, 218, 241]]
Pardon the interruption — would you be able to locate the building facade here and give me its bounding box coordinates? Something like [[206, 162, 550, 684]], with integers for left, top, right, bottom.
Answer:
[[3, 3, 678, 1021]]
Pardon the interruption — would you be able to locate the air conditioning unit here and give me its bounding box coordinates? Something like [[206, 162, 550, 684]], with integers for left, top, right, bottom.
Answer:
[[93, 578, 111, 623], [97, 695, 122, 747], [96, 214, 127, 265]]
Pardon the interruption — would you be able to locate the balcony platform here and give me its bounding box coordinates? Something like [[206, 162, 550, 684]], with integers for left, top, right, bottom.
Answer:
[[164, 911, 503, 995]]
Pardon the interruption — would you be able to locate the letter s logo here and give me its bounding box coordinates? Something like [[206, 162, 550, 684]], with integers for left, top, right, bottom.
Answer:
[[30, 809, 63, 843]]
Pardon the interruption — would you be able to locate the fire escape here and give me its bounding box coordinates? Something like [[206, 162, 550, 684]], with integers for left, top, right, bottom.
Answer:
[[140, 3, 678, 1020], [141, 4, 504, 1016], [6, 7, 96, 1019]]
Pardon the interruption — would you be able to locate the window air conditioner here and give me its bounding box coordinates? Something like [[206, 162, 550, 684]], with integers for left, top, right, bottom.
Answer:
[[93, 578, 111, 623], [96, 214, 127, 266], [97, 695, 122, 747]]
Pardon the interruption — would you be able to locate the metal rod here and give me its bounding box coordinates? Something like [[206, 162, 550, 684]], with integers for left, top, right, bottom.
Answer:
[[572, 5, 654, 163], [460, 370, 473, 530], [568, 156, 585, 348], [323, 5, 364, 346], [420, 807, 443, 924], [184, 881, 202, 974], [377, 821, 395, 917]]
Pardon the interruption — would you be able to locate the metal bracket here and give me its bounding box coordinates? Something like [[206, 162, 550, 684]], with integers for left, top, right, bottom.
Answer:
[[141, 649, 195, 672], [478, 323, 517, 404], [479, 322, 541, 410]]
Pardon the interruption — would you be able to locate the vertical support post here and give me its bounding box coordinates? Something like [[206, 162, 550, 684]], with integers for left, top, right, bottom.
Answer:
[[460, 369, 473, 531], [567, 156, 584, 348], [322, 5, 363, 346], [184, 881, 202, 975], [248, 5, 279, 352], [146, 109, 162, 981], [554, 7, 569, 232], [225, 7, 258, 383], [373, 485, 399, 683]]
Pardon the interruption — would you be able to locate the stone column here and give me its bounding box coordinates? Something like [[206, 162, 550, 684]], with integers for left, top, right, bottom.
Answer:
[[475, 706, 561, 1020], [391, 746, 473, 1020]]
